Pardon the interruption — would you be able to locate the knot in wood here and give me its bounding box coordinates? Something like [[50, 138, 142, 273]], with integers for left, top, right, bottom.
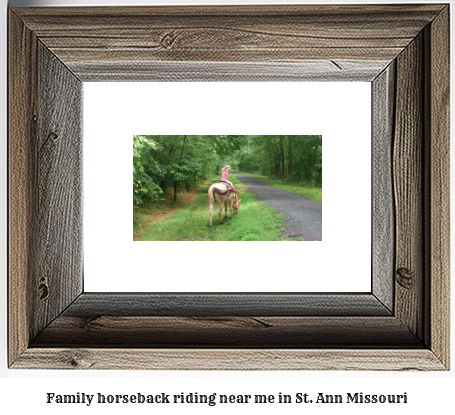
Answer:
[[48, 132, 59, 142], [38, 281, 49, 300], [396, 267, 414, 289], [160, 31, 179, 49], [60, 350, 94, 369]]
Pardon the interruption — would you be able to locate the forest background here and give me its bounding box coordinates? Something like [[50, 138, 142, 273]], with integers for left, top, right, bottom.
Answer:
[[133, 134, 322, 208]]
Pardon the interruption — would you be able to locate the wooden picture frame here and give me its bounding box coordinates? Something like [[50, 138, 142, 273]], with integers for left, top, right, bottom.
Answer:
[[8, 4, 449, 370]]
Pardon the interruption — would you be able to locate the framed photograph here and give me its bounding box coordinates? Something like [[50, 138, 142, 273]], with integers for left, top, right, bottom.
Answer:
[[8, 4, 449, 370]]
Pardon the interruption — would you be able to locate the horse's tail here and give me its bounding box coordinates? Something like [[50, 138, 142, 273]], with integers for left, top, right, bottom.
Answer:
[[208, 187, 217, 204]]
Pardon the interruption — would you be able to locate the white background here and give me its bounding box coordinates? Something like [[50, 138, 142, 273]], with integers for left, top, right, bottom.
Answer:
[[84, 82, 371, 292], [1, 0, 454, 414]]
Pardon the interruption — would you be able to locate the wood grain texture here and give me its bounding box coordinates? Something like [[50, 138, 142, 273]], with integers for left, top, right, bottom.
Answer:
[[393, 34, 424, 340], [72, 60, 388, 82], [8, 11, 39, 366], [13, 349, 445, 371], [372, 63, 395, 312], [425, 6, 450, 369], [65, 293, 391, 317], [11, 5, 444, 76], [33, 42, 83, 339], [31, 316, 421, 349], [9, 12, 84, 366], [29, 294, 419, 350]]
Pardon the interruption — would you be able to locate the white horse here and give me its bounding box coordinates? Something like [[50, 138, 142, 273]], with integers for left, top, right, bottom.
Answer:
[[208, 183, 241, 227]]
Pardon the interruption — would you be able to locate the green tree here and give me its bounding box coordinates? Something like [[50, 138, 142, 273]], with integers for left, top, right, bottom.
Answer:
[[133, 134, 322, 210], [133, 135, 163, 205]]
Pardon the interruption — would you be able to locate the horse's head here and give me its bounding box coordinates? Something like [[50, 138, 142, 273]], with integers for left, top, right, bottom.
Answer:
[[233, 196, 241, 214]]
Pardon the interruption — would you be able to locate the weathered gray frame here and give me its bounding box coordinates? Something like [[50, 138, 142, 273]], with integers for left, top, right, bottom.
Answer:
[[8, 4, 449, 370]]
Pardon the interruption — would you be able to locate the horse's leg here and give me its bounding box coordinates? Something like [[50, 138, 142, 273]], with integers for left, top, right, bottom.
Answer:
[[209, 201, 214, 227], [224, 201, 228, 220], [218, 202, 224, 224]]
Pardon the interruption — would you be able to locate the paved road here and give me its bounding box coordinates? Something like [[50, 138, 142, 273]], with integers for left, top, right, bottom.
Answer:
[[231, 172, 322, 241]]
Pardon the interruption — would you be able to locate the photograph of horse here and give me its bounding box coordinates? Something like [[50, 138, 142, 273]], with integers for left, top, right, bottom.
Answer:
[[208, 183, 241, 227], [133, 135, 322, 241]]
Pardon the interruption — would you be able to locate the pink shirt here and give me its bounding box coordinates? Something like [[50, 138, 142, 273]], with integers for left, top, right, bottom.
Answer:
[[221, 170, 229, 181]]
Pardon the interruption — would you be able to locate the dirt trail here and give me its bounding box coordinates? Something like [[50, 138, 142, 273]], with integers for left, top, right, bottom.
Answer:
[[231, 172, 322, 241]]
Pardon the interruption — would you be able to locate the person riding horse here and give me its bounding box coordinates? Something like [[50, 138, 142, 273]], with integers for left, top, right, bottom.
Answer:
[[208, 166, 241, 227], [220, 165, 234, 188]]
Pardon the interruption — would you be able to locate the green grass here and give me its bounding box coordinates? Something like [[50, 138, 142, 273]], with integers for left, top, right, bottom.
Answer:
[[235, 171, 322, 202], [138, 174, 289, 241]]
